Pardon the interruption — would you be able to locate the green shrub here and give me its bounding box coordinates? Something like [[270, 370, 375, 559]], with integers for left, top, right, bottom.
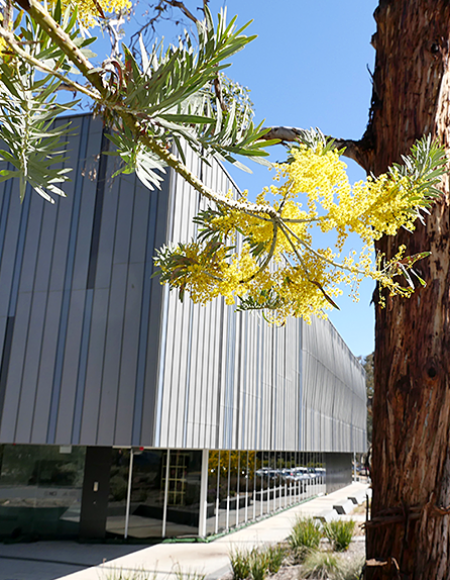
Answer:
[[249, 549, 269, 580], [265, 545, 286, 574], [229, 548, 253, 580], [323, 520, 355, 552], [302, 550, 340, 580], [289, 517, 323, 556]]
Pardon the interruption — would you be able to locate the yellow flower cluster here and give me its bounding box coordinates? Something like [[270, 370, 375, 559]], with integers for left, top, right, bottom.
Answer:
[[59, 0, 131, 27], [156, 143, 437, 323]]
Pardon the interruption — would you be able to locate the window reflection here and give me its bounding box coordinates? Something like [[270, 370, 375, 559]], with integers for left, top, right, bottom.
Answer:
[[201, 449, 328, 538], [0, 444, 85, 540], [106, 449, 201, 539]]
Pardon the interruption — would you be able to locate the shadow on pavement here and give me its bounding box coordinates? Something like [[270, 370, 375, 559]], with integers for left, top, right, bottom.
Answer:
[[0, 541, 150, 580]]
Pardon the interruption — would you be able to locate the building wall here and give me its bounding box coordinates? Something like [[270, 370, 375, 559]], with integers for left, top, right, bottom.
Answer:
[[0, 114, 367, 453]]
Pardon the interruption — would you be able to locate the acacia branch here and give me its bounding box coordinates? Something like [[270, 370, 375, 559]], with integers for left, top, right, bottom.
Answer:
[[13, 0, 286, 224], [260, 126, 374, 170], [0, 27, 101, 99], [163, 0, 198, 23]]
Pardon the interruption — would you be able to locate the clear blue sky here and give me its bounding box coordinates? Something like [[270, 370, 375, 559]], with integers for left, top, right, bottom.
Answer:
[[117, 1, 380, 356], [221, 0, 379, 357]]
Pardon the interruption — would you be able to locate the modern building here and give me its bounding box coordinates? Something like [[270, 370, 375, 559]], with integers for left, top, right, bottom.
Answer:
[[0, 114, 366, 542]]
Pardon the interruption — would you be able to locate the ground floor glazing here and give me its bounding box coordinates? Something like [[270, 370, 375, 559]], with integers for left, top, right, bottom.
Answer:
[[0, 445, 351, 541]]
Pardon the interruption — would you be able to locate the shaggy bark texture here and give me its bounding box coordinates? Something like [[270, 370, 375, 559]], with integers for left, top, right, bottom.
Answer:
[[364, 1, 450, 578]]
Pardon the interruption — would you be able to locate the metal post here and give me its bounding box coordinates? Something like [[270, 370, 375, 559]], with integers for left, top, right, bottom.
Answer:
[[162, 449, 170, 538], [353, 451, 357, 482], [124, 449, 134, 539], [198, 449, 209, 538]]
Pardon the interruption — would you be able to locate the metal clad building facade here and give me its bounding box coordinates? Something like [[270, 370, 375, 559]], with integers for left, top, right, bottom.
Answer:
[[0, 115, 366, 541]]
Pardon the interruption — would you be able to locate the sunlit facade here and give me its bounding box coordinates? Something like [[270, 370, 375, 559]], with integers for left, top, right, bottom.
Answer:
[[0, 115, 366, 541]]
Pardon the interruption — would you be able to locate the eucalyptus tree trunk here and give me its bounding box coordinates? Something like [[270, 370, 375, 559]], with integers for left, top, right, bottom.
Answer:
[[363, 1, 450, 578]]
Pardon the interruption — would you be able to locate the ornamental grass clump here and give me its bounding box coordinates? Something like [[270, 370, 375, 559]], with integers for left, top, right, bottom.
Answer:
[[301, 550, 341, 580], [249, 549, 269, 580], [289, 517, 323, 558], [323, 520, 355, 552], [265, 545, 286, 574], [229, 548, 253, 580]]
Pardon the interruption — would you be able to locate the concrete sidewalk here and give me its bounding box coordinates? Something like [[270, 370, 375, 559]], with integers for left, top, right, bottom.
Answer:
[[0, 482, 369, 580]]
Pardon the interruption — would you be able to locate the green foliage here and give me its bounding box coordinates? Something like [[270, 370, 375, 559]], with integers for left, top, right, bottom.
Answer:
[[286, 127, 338, 159], [323, 520, 355, 552], [229, 545, 285, 580], [103, 7, 276, 186], [301, 550, 340, 580], [289, 517, 323, 556], [265, 545, 286, 574], [0, 2, 276, 201], [249, 549, 269, 580], [229, 548, 253, 580], [0, 0, 100, 201], [389, 134, 447, 219]]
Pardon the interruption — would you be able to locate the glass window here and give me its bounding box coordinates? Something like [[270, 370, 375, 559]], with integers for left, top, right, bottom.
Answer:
[[106, 449, 201, 540], [0, 444, 85, 540], [254, 452, 263, 519], [164, 450, 202, 538], [106, 448, 131, 538], [228, 451, 239, 529]]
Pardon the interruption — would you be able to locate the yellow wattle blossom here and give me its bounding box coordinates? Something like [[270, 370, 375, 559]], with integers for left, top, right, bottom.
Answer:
[[155, 141, 444, 324], [59, 0, 131, 27]]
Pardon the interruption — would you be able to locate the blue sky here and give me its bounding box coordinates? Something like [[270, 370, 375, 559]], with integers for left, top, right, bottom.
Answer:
[[219, 0, 380, 357], [99, 1, 380, 356]]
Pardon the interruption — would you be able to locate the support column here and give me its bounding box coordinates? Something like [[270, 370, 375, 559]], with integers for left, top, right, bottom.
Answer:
[[79, 447, 112, 539], [198, 449, 209, 538], [124, 449, 134, 539]]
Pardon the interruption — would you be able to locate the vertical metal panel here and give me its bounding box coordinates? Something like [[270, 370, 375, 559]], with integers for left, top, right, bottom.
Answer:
[[114, 262, 144, 445], [47, 116, 91, 443], [31, 290, 63, 443], [96, 262, 128, 445], [0, 292, 32, 440], [55, 289, 87, 443], [0, 181, 23, 318], [18, 193, 44, 294], [114, 176, 150, 445], [71, 288, 94, 443], [71, 120, 102, 290], [131, 187, 159, 446], [139, 178, 170, 447], [79, 287, 109, 444], [96, 170, 135, 445]]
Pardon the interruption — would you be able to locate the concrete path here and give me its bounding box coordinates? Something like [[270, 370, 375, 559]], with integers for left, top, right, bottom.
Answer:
[[0, 482, 369, 580]]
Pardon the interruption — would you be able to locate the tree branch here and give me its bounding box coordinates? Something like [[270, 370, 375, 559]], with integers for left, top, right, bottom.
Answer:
[[0, 27, 101, 99], [261, 126, 374, 171]]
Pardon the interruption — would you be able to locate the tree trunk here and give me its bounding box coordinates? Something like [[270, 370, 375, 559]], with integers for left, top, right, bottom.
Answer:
[[365, 1, 450, 579]]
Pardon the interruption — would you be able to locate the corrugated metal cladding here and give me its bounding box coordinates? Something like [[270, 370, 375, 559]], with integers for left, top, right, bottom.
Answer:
[[0, 114, 367, 452]]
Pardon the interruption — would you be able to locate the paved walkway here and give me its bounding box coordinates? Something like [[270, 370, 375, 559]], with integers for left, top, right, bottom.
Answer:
[[0, 482, 369, 580]]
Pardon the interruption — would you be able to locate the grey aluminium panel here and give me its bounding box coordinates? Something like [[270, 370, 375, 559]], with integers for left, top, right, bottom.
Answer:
[[0, 291, 32, 441], [31, 290, 63, 443], [55, 289, 87, 443], [96, 262, 128, 445], [79, 287, 110, 445], [14, 291, 48, 442], [114, 262, 144, 445]]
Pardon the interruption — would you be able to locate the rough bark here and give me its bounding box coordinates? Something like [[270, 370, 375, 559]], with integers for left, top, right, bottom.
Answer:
[[364, 1, 450, 579]]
